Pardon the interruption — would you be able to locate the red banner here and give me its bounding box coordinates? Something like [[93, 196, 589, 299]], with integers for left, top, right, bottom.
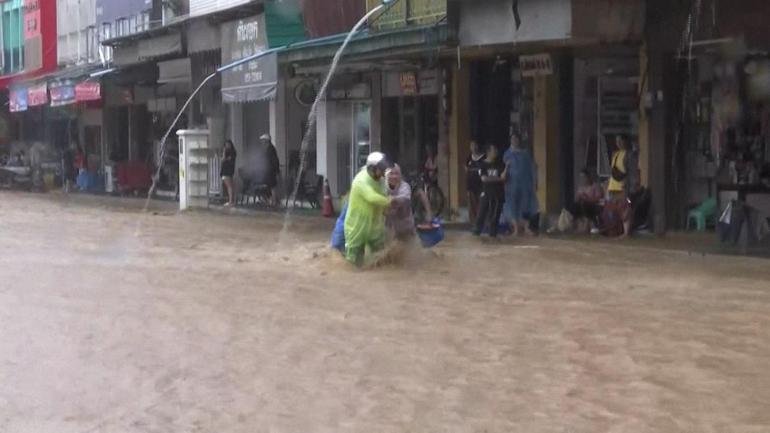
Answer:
[[24, 0, 41, 39], [27, 82, 48, 106], [75, 82, 101, 102]]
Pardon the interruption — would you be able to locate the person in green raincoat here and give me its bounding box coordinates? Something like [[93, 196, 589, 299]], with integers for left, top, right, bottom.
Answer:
[[344, 152, 392, 266]]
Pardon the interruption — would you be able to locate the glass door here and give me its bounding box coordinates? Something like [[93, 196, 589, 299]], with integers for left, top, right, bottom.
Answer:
[[351, 101, 371, 178]]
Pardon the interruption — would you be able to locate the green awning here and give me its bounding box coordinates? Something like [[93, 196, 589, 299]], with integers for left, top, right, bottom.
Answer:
[[278, 23, 451, 64], [265, 2, 306, 48]]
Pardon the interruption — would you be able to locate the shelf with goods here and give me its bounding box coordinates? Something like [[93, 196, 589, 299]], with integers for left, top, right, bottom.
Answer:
[[178, 130, 211, 209]]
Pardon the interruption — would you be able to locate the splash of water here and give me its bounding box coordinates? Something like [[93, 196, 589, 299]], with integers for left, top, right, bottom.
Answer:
[[134, 73, 218, 236], [279, 3, 391, 242]]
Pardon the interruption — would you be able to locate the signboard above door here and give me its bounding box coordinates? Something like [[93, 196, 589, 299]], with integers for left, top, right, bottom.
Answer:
[[400, 72, 418, 96], [383, 70, 438, 97], [520, 54, 553, 77], [220, 14, 279, 103]]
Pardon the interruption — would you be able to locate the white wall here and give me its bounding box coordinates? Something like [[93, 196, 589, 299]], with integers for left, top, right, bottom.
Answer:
[[459, 0, 571, 46], [190, 0, 251, 17], [57, 0, 97, 65]]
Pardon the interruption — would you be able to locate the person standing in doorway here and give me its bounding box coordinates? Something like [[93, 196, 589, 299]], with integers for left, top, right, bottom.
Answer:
[[261, 134, 280, 207], [473, 145, 507, 238], [465, 140, 486, 224], [503, 132, 537, 236], [607, 134, 638, 238], [221, 140, 237, 206]]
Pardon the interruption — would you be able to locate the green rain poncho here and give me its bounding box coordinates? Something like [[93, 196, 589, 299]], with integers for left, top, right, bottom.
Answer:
[[344, 168, 391, 265]]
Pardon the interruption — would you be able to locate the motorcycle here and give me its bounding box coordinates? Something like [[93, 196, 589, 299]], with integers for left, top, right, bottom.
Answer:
[[0, 166, 32, 190]]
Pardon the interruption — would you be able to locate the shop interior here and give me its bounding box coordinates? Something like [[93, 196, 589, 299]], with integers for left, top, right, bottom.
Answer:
[[682, 47, 770, 223]]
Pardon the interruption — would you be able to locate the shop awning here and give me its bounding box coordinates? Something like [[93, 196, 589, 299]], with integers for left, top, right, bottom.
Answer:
[[112, 32, 183, 67], [188, 20, 220, 54], [278, 23, 451, 64], [47, 64, 104, 105], [158, 58, 192, 84], [139, 33, 183, 61], [4, 63, 105, 110]]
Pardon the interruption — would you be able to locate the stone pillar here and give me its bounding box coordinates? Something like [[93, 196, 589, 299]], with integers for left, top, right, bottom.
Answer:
[[229, 103, 244, 154], [532, 65, 563, 215], [316, 99, 341, 197], [270, 75, 288, 180], [437, 68, 450, 218], [638, 44, 650, 188], [647, 49, 669, 234], [449, 61, 471, 219], [370, 71, 382, 152]]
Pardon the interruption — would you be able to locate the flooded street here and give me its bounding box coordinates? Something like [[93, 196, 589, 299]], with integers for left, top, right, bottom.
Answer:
[[1, 191, 769, 433]]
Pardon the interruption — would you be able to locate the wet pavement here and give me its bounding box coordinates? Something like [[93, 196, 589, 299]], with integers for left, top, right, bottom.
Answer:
[[1, 191, 769, 433]]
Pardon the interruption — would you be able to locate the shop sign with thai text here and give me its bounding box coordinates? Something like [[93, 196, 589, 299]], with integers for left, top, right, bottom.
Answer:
[[520, 54, 553, 77], [220, 14, 278, 102]]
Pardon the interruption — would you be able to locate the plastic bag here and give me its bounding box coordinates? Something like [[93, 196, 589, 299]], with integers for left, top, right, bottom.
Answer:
[[557, 209, 574, 232]]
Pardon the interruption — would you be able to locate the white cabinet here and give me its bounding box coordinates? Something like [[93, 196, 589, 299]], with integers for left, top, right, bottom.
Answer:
[[177, 129, 210, 210]]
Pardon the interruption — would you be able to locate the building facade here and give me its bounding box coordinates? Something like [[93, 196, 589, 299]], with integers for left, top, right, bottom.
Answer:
[[0, 0, 59, 165], [1, 0, 766, 234]]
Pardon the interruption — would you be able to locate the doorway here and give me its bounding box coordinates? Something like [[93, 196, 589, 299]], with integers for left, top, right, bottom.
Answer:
[[332, 100, 371, 195], [381, 95, 439, 174], [470, 59, 513, 154]]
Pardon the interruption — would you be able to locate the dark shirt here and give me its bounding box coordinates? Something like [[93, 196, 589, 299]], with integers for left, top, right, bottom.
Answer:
[[466, 152, 486, 192], [265, 144, 280, 186], [221, 147, 237, 177], [480, 159, 505, 199]]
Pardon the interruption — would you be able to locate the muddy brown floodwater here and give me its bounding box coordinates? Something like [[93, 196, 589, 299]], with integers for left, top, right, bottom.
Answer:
[[1, 191, 769, 433]]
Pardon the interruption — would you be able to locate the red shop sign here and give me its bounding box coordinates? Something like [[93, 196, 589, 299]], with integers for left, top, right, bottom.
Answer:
[[75, 81, 101, 102], [27, 82, 48, 106]]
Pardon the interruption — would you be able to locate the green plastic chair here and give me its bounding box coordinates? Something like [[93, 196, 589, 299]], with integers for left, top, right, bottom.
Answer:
[[686, 197, 718, 231]]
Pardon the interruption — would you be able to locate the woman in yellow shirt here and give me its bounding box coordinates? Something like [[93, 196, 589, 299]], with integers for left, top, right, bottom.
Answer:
[[608, 135, 628, 195], [608, 135, 630, 238]]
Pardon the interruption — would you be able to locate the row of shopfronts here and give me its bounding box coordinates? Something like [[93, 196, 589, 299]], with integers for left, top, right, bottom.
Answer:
[[2, 0, 770, 232]]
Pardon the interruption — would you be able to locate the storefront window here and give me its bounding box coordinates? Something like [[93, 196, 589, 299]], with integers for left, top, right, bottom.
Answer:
[[352, 101, 371, 175], [1, 3, 25, 74]]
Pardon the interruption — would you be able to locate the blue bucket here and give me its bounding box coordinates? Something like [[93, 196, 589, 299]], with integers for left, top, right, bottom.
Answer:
[[417, 218, 444, 248]]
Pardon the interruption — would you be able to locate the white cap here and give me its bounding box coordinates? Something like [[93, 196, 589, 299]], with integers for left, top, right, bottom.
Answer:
[[260, 133, 271, 140], [366, 151, 387, 168]]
